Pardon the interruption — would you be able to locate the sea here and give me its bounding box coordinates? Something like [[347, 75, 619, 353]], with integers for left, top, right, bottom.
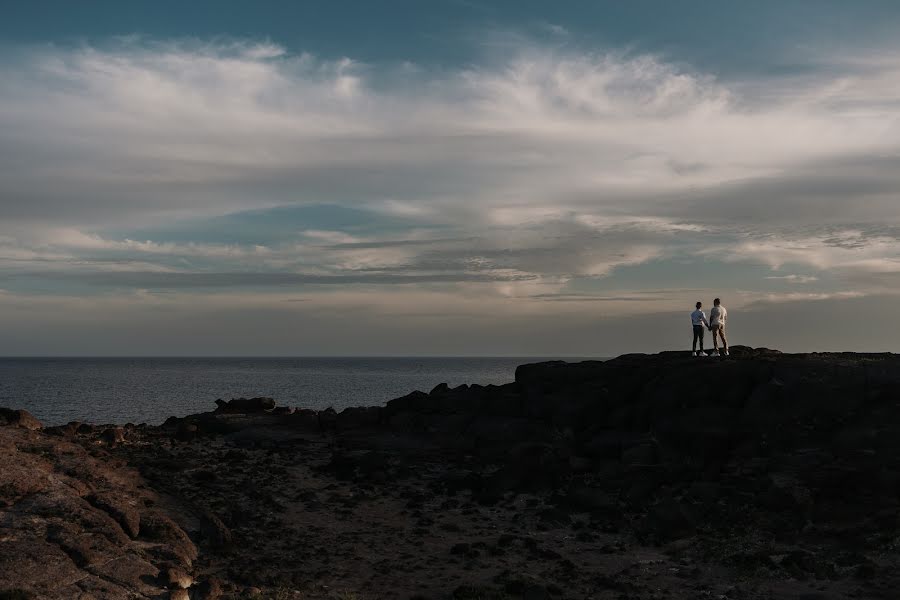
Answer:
[[0, 357, 598, 426]]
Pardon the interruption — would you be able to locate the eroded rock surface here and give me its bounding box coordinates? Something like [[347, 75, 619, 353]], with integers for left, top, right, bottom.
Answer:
[[3, 348, 900, 599], [0, 424, 204, 599]]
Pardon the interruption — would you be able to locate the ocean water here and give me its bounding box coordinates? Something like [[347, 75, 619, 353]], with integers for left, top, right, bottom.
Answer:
[[0, 357, 597, 426]]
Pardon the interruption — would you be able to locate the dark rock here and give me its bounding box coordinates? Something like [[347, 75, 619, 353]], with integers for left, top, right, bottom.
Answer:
[[44, 422, 78, 437], [441, 471, 484, 495], [481, 446, 562, 494], [11, 348, 900, 598], [140, 514, 198, 566], [621, 442, 658, 466], [466, 416, 549, 444], [383, 390, 429, 417], [191, 577, 223, 600], [318, 407, 338, 430], [100, 427, 126, 445], [430, 382, 450, 395], [643, 498, 696, 542], [0, 591, 34, 600], [388, 410, 426, 432], [523, 585, 551, 600], [686, 481, 721, 504], [452, 585, 505, 599], [336, 406, 381, 431], [86, 492, 141, 538], [0, 408, 42, 430], [449, 542, 470, 555], [200, 511, 233, 548], [213, 397, 275, 413], [780, 549, 836, 579], [288, 408, 320, 430], [567, 455, 593, 472], [175, 422, 198, 441], [582, 431, 648, 459], [538, 506, 570, 524], [164, 566, 193, 589], [567, 485, 617, 513]]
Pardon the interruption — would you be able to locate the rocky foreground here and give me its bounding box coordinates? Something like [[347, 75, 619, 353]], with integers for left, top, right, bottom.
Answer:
[[2, 347, 900, 599]]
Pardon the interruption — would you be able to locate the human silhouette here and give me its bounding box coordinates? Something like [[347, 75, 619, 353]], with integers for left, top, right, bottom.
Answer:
[[690, 301, 709, 357], [709, 298, 729, 356]]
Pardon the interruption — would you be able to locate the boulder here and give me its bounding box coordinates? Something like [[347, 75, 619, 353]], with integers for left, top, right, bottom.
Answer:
[[430, 382, 450, 395], [164, 566, 193, 589], [100, 427, 126, 445], [214, 397, 276, 413], [382, 390, 428, 417], [44, 422, 79, 437], [192, 578, 224, 600], [0, 408, 42, 430], [140, 513, 198, 566]]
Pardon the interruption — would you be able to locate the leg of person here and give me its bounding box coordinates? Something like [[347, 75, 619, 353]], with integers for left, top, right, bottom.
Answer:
[[692, 326, 700, 354], [698, 325, 705, 355], [719, 328, 728, 354], [712, 325, 719, 353]]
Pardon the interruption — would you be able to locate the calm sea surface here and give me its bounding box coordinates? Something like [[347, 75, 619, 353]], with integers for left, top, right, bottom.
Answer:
[[0, 357, 599, 426]]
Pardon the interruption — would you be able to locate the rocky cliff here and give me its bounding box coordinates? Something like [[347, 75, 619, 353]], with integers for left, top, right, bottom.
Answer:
[[2, 348, 899, 599]]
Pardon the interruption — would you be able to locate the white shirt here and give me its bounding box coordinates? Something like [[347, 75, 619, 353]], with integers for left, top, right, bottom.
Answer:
[[690, 309, 708, 327], [710, 305, 727, 327]]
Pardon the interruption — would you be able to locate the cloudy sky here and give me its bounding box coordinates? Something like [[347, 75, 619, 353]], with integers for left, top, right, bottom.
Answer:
[[1, 1, 899, 355]]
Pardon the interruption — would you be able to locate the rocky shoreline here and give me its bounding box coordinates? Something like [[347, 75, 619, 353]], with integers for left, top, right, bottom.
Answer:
[[2, 347, 899, 599]]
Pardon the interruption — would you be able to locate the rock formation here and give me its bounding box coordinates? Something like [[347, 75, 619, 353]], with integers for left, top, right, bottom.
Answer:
[[2, 348, 899, 599]]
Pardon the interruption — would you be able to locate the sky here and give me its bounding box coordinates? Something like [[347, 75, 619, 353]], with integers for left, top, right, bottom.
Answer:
[[1, 1, 900, 355]]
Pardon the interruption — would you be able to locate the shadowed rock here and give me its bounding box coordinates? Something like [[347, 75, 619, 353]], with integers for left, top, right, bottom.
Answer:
[[213, 397, 276, 413], [4, 347, 900, 599], [0, 408, 42, 430]]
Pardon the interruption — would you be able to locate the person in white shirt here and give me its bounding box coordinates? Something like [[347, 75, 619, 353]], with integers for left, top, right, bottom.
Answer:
[[690, 301, 709, 356], [709, 297, 728, 356]]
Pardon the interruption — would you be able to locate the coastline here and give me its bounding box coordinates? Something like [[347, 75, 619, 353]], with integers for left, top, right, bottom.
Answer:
[[2, 346, 899, 599], [0, 356, 600, 427]]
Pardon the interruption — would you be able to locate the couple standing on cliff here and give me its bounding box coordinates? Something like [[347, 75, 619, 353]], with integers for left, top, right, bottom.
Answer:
[[690, 298, 728, 357]]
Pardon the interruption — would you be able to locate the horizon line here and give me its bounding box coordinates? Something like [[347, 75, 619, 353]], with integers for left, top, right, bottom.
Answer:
[[0, 354, 610, 359]]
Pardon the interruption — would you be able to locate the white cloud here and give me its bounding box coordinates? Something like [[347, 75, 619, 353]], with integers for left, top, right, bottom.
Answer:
[[744, 290, 867, 304], [724, 230, 900, 273], [1, 37, 900, 343], [2, 39, 899, 230], [542, 23, 570, 37], [765, 274, 819, 284]]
